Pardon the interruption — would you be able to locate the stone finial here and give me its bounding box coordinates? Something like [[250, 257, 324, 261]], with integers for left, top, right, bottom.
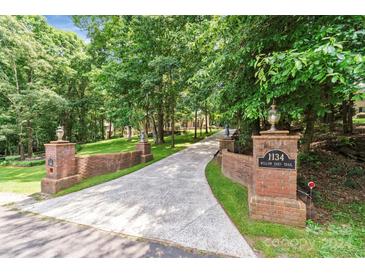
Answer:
[[224, 125, 230, 138], [56, 126, 64, 141], [140, 130, 147, 143]]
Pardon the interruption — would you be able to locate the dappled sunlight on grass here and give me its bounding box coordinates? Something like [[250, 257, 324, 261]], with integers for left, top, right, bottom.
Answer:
[[0, 165, 45, 194]]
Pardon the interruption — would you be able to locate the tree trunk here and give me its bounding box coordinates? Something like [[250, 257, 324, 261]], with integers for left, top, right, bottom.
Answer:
[[171, 106, 175, 148], [252, 118, 261, 135], [19, 142, 25, 161], [108, 119, 112, 139], [347, 99, 354, 134], [342, 101, 350, 134], [144, 115, 149, 138], [328, 105, 335, 132], [127, 125, 132, 141], [27, 120, 33, 158], [303, 106, 316, 153], [100, 118, 105, 140], [205, 102, 208, 134], [194, 109, 198, 139], [157, 104, 164, 144], [151, 116, 158, 144]]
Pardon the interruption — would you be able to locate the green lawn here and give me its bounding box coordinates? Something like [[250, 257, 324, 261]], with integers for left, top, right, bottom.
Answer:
[[0, 165, 45, 194], [0, 130, 218, 195], [353, 117, 365, 125], [205, 160, 365, 258]]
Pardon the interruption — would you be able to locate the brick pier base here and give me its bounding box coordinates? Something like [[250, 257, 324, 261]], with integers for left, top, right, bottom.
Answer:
[[249, 131, 306, 227], [41, 141, 80, 194], [136, 142, 153, 163], [218, 138, 235, 152]]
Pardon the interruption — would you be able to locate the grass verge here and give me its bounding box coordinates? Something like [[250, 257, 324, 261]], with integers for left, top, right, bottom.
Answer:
[[205, 159, 365, 258]]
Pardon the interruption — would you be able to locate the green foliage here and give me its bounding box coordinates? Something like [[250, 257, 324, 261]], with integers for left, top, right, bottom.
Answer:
[[337, 136, 355, 146], [329, 166, 346, 175], [343, 178, 358, 189], [298, 151, 321, 168], [0, 159, 45, 167], [347, 166, 365, 177]]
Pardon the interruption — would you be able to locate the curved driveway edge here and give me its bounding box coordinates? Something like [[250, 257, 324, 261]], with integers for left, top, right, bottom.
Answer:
[[21, 131, 256, 257]]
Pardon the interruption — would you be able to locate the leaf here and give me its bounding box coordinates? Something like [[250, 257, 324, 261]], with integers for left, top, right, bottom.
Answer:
[[295, 59, 302, 70]]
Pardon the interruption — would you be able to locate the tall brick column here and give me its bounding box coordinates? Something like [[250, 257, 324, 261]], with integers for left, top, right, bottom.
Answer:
[[136, 141, 153, 163], [41, 141, 80, 194], [249, 131, 306, 227]]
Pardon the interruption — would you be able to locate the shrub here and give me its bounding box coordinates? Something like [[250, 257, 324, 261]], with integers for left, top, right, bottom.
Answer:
[[298, 152, 321, 168], [344, 178, 358, 189], [336, 136, 354, 146], [1, 159, 45, 167], [4, 155, 21, 161], [347, 167, 365, 177], [329, 166, 346, 175]]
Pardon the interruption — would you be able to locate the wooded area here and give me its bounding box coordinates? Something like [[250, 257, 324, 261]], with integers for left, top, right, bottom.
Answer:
[[0, 16, 364, 160]]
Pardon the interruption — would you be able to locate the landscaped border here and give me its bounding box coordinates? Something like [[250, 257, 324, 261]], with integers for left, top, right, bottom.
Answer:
[[205, 159, 365, 258]]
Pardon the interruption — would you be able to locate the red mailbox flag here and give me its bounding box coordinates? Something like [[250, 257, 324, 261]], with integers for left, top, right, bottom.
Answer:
[[308, 181, 316, 189]]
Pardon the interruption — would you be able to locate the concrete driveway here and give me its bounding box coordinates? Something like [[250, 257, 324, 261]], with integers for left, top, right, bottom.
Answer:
[[21, 131, 255, 257]]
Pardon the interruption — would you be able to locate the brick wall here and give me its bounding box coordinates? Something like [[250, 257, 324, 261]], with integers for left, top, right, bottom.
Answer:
[[221, 149, 253, 187], [76, 150, 142, 179]]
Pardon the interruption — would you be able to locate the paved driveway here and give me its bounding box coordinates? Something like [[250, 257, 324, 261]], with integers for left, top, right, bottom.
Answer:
[[21, 131, 255, 257], [0, 206, 209, 257]]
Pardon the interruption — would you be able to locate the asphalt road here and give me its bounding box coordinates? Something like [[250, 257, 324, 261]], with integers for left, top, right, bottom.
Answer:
[[0, 206, 212, 258]]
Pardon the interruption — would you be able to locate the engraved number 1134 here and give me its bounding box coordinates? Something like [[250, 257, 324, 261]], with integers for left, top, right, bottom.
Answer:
[[268, 152, 284, 161]]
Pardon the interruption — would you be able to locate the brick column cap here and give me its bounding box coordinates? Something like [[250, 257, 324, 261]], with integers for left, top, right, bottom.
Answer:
[[219, 138, 234, 141], [45, 142, 76, 146], [252, 134, 300, 140]]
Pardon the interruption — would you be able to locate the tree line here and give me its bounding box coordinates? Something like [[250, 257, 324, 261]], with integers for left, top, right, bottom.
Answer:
[[0, 16, 364, 159]]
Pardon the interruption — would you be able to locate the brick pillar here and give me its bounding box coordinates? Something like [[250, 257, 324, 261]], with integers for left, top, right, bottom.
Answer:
[[136, 141, 153, 163], [41, 141, 80, 194], [249, 130, 306, 227], [219, 138, 235, 152]]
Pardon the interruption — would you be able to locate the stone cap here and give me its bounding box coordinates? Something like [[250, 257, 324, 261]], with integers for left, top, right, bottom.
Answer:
[[45, 141, 76, 146], [252, 130, 300, 140], [260, 130, 289, 135]]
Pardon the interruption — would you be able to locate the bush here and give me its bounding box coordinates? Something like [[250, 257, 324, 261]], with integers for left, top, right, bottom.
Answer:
[[336, 136, 354, 146], [4, 155, 21, 161], [344, 178, 358, 189], [329, 166, 346, 175], [347, 167, 365, 177], [0, 159, 45, 167], [298, 151, 321, 168]]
